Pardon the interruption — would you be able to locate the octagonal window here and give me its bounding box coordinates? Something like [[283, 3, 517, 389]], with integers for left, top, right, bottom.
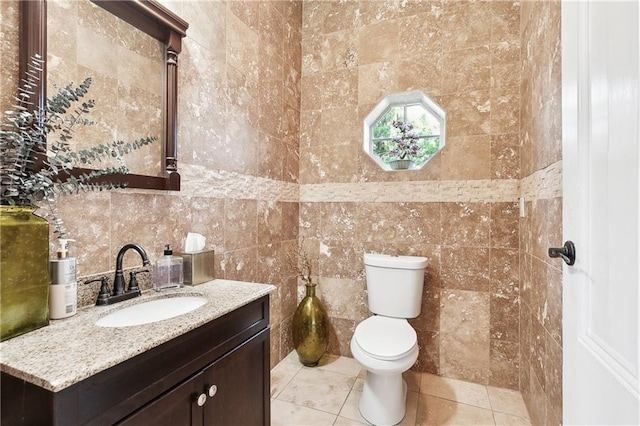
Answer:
[[364, 91, 446, 171]]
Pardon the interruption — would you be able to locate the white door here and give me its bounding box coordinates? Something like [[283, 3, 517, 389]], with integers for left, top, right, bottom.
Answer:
[[562, 1, 640, 425]]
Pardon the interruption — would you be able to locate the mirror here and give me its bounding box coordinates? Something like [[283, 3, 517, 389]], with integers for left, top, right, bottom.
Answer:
[[363, 91, 446, 171], [20, 0, 188, 190]]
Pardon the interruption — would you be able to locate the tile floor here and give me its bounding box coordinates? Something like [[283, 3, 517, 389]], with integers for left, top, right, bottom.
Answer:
[[271, 351, 531, 426]]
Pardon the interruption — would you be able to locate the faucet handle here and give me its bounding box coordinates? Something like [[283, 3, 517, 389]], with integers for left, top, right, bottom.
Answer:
[[128, 269, 150, 293], [85, 276, 111, 306]]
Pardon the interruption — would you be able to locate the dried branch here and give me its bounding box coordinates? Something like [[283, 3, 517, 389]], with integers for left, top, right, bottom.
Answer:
[[286, 239, 314, 286]]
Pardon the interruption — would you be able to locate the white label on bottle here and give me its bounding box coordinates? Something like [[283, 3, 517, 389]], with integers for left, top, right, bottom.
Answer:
[[50, 282, 77, 319]]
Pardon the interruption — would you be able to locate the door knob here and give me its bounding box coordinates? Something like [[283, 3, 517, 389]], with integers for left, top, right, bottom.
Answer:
[[548, 241, 576, 265]]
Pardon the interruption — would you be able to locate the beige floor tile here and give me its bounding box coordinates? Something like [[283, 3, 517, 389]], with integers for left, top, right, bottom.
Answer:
[[315, 353, 363, 377], [338, 389, 369, 424], [340, 388, 419, 426], [420, 373, 491, 409], [397, 391, 419, 426], [271, 399, 337, 426], [333, 416, 368, 425], [493, 411, 532, 426], [271, 360, 303, 398], [284, 349, 303, 365], [416, 394, 496, 426], [276, 367, 357, 414], [487, 386, 530, 418], [271, 354, 529, 426]]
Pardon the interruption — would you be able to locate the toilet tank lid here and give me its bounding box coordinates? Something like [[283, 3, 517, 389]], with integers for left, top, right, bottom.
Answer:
[[364, 253, 428, 269]]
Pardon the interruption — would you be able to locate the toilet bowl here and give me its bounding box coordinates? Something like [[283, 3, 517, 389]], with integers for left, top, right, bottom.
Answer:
[[351, 315, 419, 425], [352, 253, 428, 426]]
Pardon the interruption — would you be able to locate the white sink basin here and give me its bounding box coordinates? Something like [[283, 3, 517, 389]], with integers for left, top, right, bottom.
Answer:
[[95, 296, 208, 327]]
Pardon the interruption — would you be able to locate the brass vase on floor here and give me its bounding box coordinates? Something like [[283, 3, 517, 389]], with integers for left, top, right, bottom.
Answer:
[[0, 206, 50, 341], [292, 283, 328, 366]]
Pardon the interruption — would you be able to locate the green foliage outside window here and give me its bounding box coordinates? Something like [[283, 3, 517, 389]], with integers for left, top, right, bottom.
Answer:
[[372, 103, 442, 164]]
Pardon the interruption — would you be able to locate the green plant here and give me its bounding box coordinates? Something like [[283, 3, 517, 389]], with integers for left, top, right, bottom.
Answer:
[[0, 55, 156, 237]]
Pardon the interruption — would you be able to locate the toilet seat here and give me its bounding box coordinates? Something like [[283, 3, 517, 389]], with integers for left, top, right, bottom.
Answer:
[[354, 316, 417, 361]]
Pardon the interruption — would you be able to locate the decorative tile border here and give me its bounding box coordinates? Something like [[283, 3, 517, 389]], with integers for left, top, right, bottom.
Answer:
[[177, 162, 561, 204], [520, 160, 562, 201], [180, 164, 299, 202], [300, 180, 520, 203]]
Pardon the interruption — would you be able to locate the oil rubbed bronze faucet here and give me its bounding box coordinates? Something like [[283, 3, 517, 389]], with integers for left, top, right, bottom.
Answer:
[[85, 243, 151, 306], [113, 244, 151, 295]]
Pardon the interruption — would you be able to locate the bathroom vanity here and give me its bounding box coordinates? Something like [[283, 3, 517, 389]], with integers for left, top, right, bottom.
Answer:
[[0, 280, 274, 425]]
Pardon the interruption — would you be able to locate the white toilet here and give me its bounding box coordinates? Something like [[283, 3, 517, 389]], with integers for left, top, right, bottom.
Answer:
[[351, 253, 428, 426]]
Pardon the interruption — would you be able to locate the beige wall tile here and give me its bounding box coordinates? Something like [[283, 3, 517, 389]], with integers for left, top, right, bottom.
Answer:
[[491, 202, 520, 248], [359, 0, 397, 26], [323, 0, 360, 33], [441, 246, 490, 292], [490, 339, 520, 389], [491, 133, 520, 179], [439, 91, 491, 137], [357, 62, 398, 107], [441, 202, 491, 247], [397, 53, 444, 96], [441, 1, 493, 50], [399, 11, 443, 57], [443, 46, 491, 94], [440, 289, 491, 383], [441, 135, 492, 180], [4, 0, 562, 404]]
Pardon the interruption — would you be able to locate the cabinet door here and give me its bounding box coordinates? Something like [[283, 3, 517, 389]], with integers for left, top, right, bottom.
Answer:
[[117, 371, 204, 426], [203, 329, 270, 426]]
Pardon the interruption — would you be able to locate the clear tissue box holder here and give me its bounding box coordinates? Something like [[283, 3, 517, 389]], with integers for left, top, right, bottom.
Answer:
[[177, 250, 215, 285]]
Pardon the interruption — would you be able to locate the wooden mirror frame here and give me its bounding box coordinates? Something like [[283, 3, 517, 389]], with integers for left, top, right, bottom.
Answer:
[[19, 0, 188, 191]]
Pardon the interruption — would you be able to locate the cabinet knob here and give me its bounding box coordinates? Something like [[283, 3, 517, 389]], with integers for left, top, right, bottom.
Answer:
[[196, 393, 207, 406], [208, 384, 218, 397]]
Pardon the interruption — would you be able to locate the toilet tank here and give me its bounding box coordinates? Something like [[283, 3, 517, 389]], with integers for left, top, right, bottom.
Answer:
[[364, 253, 428, 318]]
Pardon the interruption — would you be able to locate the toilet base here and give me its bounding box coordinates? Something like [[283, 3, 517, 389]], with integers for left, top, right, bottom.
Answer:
[[359, 373, 408, 426]]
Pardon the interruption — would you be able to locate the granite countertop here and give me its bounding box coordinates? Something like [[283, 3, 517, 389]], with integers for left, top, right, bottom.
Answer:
[[0, 279, 275, 392]]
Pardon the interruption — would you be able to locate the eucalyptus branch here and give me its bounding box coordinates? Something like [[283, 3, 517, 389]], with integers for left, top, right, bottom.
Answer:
[[1, 54, 157, 238], [42, 198, 68, 239]]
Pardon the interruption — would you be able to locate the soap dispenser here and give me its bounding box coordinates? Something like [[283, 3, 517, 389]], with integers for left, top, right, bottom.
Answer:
[[154, 244, 184, 291], [49, 239, 77, 319]]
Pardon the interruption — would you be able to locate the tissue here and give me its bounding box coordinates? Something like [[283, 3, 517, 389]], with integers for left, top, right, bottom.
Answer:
[[179, 233, 214, 285], [184, 232, 206, 253]]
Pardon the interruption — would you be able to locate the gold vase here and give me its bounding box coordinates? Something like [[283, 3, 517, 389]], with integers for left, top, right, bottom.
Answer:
[[0, 206, 50, 341], [292, 284, 328, 366]]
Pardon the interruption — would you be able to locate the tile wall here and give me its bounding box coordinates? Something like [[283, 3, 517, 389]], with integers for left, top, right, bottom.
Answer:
[[0, 0, 303, 367], [519, 1, 563, 425], [1, 1, 563, 422], [299, 0, 522, 389]]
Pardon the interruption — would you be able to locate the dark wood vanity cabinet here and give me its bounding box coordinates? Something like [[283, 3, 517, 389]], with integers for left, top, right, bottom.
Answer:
[[1, 296, 270, 426], [119, 328, 269, 426]]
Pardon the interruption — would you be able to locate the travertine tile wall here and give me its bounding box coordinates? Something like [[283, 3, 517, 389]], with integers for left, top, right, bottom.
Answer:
[[0, 0, 303, 368], [519, 1, 563, 425], [1, 0, 564, 414], [299, 0, 522, 389]]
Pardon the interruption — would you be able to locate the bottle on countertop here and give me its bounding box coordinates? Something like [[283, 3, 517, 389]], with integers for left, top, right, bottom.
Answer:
[[49, 239, 77, 319], [154, 244, 183, 291]]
